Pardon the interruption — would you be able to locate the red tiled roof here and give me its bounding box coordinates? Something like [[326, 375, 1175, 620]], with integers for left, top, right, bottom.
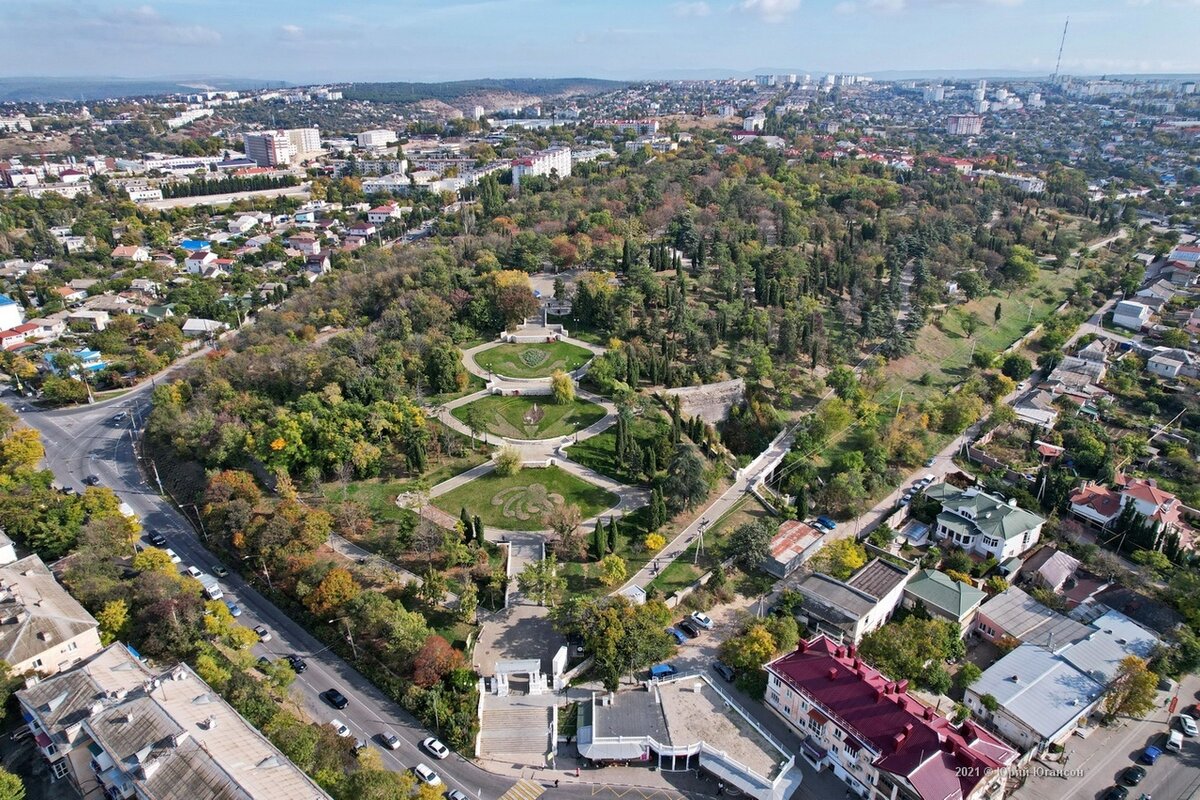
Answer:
[[766, 636, 1016, 800], [1123, 477, 1176, 507], [1068, 483, 1122, 518]]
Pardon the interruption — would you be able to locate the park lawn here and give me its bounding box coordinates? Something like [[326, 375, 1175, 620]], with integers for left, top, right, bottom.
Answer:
[[427, 371, 486, 405], [472, 341, 593, 379], [557, 505, 658, 597], [881, 265, 1079, 402], [432, 466, 618, 531], [452, 394, 606, 440], [646, 495, 772, 596], [566, 417, 666, 486], [323, 479, 414, 523]]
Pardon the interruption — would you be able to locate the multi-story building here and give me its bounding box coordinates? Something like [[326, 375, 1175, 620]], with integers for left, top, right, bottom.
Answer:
[[924, 483, 1044, 561], [594, 119, 660, 136], [285, 127, 322, 157], [511, 147, 571, 189], [922, 85, 945, 103], [765, 636, 1017, 800], [242, 131, 296, 167], [0, 553, 102, 678], [969, 170, 1046, 194], [357, 129, 395, 149], [946, 114, 983, 136], [18, 643, 332, 797]]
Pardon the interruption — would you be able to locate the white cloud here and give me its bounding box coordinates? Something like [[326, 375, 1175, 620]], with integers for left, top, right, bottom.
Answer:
[[736, 0, 802, 22], [673, 1, 712, 16], [867, 0, 906, 11], [834, 1, 857, 11], [106, 4, 222, 46], [279, 24, 304, 41]]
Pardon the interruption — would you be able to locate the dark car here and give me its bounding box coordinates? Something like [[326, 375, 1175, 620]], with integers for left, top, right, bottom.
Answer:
[[322, 688, 349, 710], [83, 474, 101, 486], [1121, 766, 1146, 786], [147, 531, 168, 547], [712, 662, 735, 682], [677, 619, 701, 638], [1102, 786, 1129, 800], [286, 654, 308, 673]]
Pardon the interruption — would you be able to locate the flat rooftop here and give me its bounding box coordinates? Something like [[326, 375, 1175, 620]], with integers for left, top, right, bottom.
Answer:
[[593, 688, 669, 742], [658, 678, 787, 781]]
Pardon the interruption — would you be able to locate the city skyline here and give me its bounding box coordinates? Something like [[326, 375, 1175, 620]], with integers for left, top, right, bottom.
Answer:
[[1, 0, 1197, 85]]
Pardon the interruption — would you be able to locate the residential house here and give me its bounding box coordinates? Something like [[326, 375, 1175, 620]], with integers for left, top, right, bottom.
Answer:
[[129, 278, 160, 296], [16, 643, 333, 797], [1032, 550, 1080, 593], [0, 323, 39, 349], [765, 636, 1017, 800], [763, 520, 825, 578], [25, 317, 65, 342], [52, 286, 87, 305], [0, 295, 23, 330], [1146, 348, 1191, 379], [1066, 483, 1123, 528], [901, 570, 985, 630], [793, 558, 914, 644], [367, 202, 405, 225], [1076, 339, 1109, 363], [110, 245, 150, 262], [66, 309, 109, 331], [181, 318, 228, 338], [1112, 300, 1152, 331], [286, 232, 321, 255], [1014, 390, 1059, 429], [1068, 476, 1184, 535], [924, 483, 1045, 560], [0, 554, 103, 677], [972, 586, 1093, 649], [184, 250, 218, 274], [1168, 244, 1200, 264], [346, 221, 377, 238], [227, 214, 259, 234]]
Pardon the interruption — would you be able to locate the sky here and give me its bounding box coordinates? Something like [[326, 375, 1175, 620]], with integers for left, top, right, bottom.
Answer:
[[0, 0, 1197, 84]]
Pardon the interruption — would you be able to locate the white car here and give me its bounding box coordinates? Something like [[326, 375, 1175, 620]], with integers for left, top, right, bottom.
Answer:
[[254, 625, 271, 642], [165, 548, 182, 564], [185, 565, 202, 578], [1181, 715, 1198, 737], [412, 763, 442, 786], [330, 719, 351, 738], [689, 611, 714, 630], [422, 736, 450, 759]]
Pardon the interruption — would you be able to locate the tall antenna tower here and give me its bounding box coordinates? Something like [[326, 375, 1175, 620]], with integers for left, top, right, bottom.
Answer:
[[1052, 17, 1069, 82]]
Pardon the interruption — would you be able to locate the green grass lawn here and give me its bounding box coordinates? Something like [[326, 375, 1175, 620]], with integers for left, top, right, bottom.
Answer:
[[432, 466, 618, 531], [881, 265, 1079, 402], [556, 505, 657, 596], [646, 495, 773, 596], [452, 394, 606, 440], [472, 341, 594, 379], [566, 417, 667, 486]]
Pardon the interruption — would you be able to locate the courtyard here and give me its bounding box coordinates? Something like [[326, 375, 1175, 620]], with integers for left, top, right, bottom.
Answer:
[[452, 394, 606, 441], [432, 465, 619, 531]]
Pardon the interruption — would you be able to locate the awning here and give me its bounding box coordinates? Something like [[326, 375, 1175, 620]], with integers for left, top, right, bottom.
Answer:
[[842, 735, 863, 754], [808, 708, 829, 724], [801, 736, 828, 761], [34, 733, 51, 748]]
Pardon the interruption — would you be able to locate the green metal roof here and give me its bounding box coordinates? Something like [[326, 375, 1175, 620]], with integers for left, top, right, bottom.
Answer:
[[903, 569, 985, 619]]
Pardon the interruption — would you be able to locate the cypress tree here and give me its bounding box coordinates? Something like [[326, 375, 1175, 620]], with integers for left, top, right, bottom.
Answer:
[[608, 517, 619, 554], [593, 520, 606, 560], [647, 448, 657, 476], [474, 514, 484, 543], [460, 508, 473, 541]]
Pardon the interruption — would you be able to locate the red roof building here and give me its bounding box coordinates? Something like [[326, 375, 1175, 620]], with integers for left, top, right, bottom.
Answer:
[[765, 636, 1017, 800]]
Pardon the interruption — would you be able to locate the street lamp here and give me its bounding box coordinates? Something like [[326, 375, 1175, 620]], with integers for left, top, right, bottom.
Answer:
[[242, 554, 272, 590], [329, 616, 358, 659]]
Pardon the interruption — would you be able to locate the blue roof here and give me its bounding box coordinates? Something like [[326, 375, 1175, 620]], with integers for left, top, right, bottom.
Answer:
[[181, 239, 211, 250], [0, 295, 16, 306]]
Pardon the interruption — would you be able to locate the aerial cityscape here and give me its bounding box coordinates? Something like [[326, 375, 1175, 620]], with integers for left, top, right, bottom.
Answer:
[[0, 3, 1198, 800]]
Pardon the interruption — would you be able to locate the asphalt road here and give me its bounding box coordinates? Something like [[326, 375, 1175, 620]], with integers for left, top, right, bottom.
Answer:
[[2, 381, 521, 800]]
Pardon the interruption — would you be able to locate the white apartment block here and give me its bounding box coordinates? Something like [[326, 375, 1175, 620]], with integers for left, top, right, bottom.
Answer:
[[242, 131, 296, 167], [946, 114, 983, 136], [511, 147, 572, 188], [286, 127, 322, 156], [357, 129, 395, 148]]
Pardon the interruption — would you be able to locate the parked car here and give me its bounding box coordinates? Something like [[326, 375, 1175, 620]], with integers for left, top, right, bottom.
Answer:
[[649, 663, 678, 679], [677, 619, 700, 638], [422, 737, 450, 759], [286, 654, 307, 673], [165, 548, 181, 564], [185, 565, 202, 579], [815, 515, 838, 530], [1139, 745, 1163, 764], [1181, 714, 1198, 737], [1168, 729, 1185, 751], [330, 720, 351, 738], [924, 456, 937, 467], [254, 625, 271, 642], [446, 791, 468, 800], [690, 611, 714, 630], [1121, 766, 1147, 786], [112, 412, 127, 423], [412, 764, 442, 786], [1102, 787, 1129, 800], [224, 601, 242, 617], [352, 739, 368, 757], [322, 688, 349, 710], [666, 627, 687, 645], [712, 662, 735, 682], [147, 531, 168, 547], [83, 474, 101, 486], [380, 732, 401, 750]]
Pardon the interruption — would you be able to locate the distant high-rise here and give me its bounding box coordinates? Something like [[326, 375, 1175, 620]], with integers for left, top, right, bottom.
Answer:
[[285, 127, 321, 156], [946, 114, 983, 136], [755, 74, 777, 87], [242, 131, 296, 166], [923, 85, 946, 103]]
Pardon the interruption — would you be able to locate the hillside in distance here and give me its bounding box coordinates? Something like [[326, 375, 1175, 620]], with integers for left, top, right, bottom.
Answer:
[[342, 77, 625, 108]]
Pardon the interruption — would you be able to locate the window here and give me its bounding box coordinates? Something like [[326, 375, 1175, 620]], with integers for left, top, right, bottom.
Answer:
[[830, 744, 839, 755], [806, 717, 823, 734], [51, 760, 68, 780], [784, 706, 791, 716], [45, 744, 57, 756], [770, 692, 780, 705], [31, 658, 42, 668], [785, 689, 793, 699], [65, 642, 78, 652], [771, 675, 781, 687]]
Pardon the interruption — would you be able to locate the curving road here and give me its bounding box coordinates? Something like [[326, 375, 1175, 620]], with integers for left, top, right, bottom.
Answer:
[[2, 380, 521, 799]]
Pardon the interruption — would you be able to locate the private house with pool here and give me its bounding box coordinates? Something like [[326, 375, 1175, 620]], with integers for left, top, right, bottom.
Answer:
[[924, 483, 1044, 561]]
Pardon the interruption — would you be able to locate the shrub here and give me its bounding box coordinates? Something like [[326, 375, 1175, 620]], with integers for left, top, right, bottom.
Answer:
[[493, 446, 522, 476]]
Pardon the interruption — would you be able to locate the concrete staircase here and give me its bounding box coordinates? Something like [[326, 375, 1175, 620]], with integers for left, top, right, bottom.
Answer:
[[478, 707, 553, 759]]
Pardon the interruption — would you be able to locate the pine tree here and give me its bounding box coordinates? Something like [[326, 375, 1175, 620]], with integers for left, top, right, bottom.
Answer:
[[646, 448, 657, 477]]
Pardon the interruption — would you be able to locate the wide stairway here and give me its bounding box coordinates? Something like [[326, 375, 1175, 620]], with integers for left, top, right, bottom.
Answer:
[[479, 707, 553, 759]]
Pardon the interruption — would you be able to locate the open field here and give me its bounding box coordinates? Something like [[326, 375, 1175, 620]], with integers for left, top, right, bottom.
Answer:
[[432, 465, 618, 531], [472, 341, 593, 379], [452, 394, 605, 440], [881, 265, 1079, 401]]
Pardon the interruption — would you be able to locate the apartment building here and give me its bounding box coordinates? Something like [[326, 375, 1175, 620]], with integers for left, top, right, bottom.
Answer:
[[356, 129, 395, 148], [0, 554, 102, 678], [511, 147, 572, 188], [285, 127, 322, 157], [242, 132, 296, 167], [17, 643, 332, 797], [946, 114, 983, 136], [765, 636, 1017, 800]]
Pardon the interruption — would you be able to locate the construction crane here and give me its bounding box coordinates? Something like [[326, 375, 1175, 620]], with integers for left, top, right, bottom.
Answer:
[[1052, 17, 1070, 82]]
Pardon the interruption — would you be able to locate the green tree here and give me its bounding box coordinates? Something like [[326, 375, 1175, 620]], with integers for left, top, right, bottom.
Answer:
[[457, 581, 478, 623], [1103, 656, 1158, 719], [0, 766, 25, 800], [493, 446, 522, 476], [596, 554, 628, 587], [663, 444, 710, 512], [550, 369, 576, 405], [517, 555, 566, 606], [1000, 353, 1032, 381], [808, 539, 866, 580], [728, 519, 773, 571]]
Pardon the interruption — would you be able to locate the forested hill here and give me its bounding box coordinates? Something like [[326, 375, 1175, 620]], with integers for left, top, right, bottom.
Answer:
[[342, 78, 625, 104]]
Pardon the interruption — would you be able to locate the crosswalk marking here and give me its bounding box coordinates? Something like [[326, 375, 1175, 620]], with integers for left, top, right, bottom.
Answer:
[[499, 778, 545, 800]]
